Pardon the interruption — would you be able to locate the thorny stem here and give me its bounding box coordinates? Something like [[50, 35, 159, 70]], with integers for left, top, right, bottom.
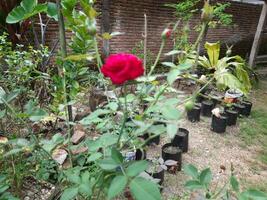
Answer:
[[116, 84, 128, 147]]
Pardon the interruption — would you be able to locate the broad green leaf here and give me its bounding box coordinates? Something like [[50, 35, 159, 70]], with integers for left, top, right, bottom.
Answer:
[[111, 148, 123, 164], [167, 123, 178, 139], [0, 185, 9, 193], [162, 106, 180, 120], [6, 6, 25, 23], [21, 0, 37, 13], [87, 152, 102, 162], [29, 109, 48, 122], [79, 172, 92, 196], [108, 176, 128, 199], [4, 149, 24, 157], [239, 189, 267, 200], [230, 176, 239, 192], [183, 164, 199, 179], [98, 158, 119, 171], [178, 62, 192, 70], [184, 180, 204, 190], [47, 2, 58, 20], [199, 168, 212, 186], [129, 177, 161, 200], [205, 42, 220, 68], [162, 62, 177, 68], [126, 160, 148, 177], [167, 69, 180, 85], [60, 187, 79, 200], [215, 71, 244, 93]]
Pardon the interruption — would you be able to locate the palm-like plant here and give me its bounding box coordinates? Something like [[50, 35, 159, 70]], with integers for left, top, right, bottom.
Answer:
[[193, 42, 251, 94]]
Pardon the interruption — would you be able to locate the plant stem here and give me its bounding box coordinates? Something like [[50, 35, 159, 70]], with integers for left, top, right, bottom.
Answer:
[[143, 14, 147, 75], [116, 84, 128, 147], [148, 40, 165, 76], [56, 0, 73, 167]]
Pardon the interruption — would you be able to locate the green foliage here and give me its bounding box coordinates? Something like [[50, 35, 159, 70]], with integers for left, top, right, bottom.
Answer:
[[6, 0, 58, 24], [192, 41, 252, 94], [0, 174, 19, 200], [165, 0, 199, 21], [184, 164, 267, 200]]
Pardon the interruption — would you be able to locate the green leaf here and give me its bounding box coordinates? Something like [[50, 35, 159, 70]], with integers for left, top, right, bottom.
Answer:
[[108, 176, 128, 200], [47, 2, 58, 20], [185, 180, 204, 190], [29, 109, 48, 122], [87, 152, 102, 162], [0, 110, 6, 119], [79, 172, 92, 196], [167, 69, 180, 85], [60, 187, 79, 200], [183, 164, 199, 179], [130, 177, 161, 200], [162, 106, 180, 120], [167, 123, 178, 139], [205, 42, 220, 67], [162, 62, 177, 68], [6, 0, 47, 24], [98, 158, 119, 171], [199, 168, 212, 186], [230, 176, 239, 192], [111, 148, 123, 164], [4, 149, 23, 157], [239, 189, 267, 200], [126, 160, 148, 177], [21, 0, 37, 13]]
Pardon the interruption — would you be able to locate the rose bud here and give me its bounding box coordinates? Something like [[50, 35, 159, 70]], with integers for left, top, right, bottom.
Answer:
[[161, 28, 172, 40]]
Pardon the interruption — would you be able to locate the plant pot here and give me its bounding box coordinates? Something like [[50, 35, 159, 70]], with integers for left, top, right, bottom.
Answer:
[[146, 166, 165, 185], [161, 143, 182, 171], [201, 100, 214, 117], [225, 109, 238, 126], [135, 149, 146, 160], [187, 104, 201, 122], [211, 114, 227, 133], [241, 101, 252, 117], [233, 104, 246, 117], [171, 128, 189, 153]]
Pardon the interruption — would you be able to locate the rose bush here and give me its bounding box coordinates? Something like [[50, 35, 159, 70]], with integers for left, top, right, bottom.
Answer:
[[101, 53, 144, 85]]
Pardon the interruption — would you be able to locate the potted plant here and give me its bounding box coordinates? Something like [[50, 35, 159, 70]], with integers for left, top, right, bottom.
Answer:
[[161, 143, 182, 171], [172, 128, 189, 153], [241, 100, 252, 116], [187, 103, 201, 122], [201, 100, 214, 117], [211, 108, 228, 133], [223, 104, 238, 126], [233, 103, 246, 117]]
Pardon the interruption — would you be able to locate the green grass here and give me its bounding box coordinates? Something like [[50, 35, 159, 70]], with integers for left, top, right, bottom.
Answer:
[[239, 80, 267, 165]]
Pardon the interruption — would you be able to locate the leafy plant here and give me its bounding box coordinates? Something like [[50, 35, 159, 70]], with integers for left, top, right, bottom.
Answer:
[[190, 42, 252, 94], [183, 164, 267, 200]]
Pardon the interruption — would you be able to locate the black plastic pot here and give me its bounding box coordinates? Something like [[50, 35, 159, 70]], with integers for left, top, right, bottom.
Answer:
[[187, 104, 201, 122], [233, 104, 246, 116], [147, 167, 165, 185], [201, 100, 214, 117], [225, 109, 238, 126], [172, 128, 189, 153], [211, 114, 227, 133], [135, 149, 146, 160], [241, 101, 252, 117], [162, 143, 182, 171]]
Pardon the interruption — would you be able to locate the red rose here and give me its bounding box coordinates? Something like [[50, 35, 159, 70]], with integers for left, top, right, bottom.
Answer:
[[101, 54, 144, 85]]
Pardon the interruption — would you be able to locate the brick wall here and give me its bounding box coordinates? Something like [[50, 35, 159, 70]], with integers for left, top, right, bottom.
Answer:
[[44, 0, 265, 59]]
